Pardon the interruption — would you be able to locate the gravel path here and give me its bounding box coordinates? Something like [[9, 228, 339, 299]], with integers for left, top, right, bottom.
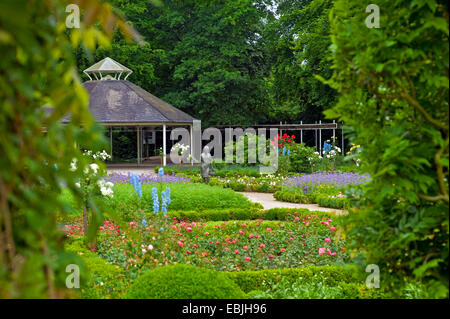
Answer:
[[238, 192, 347, 215]]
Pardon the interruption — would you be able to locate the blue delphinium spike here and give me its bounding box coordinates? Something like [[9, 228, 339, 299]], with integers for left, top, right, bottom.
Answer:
[[142, 219, 147, 226], [166, 187, 171, 205], [158, 167, 165, 177], [282, 147, 286, 156], [152, 187, 159, 214], [287, 149, 290, 156]]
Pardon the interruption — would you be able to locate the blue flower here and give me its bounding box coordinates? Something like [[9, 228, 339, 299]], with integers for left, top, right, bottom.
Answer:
[[282, 147, 286, 156], [152, 187, 159, 214], [129, 173, 143, 197], [158, 167, 165, 177], [142, 219, 147, 226]]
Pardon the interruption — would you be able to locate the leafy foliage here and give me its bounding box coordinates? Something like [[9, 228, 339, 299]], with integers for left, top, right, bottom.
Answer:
[[325, 0, 449, 297], [265, 0, 336, 122], [0, 0, 137, 298]]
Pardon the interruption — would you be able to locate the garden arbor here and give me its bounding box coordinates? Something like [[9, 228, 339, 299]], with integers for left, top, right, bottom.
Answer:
[[73, 57, 197, 166]]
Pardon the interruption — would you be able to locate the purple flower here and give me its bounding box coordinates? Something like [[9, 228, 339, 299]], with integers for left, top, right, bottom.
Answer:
[[282, 171, 370, 192]]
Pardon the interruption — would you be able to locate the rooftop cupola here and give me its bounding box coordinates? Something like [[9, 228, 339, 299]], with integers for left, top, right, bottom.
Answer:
[[83, 57, 133, 81]]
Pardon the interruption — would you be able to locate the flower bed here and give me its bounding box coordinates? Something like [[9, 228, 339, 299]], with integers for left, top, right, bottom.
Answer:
[[274, 171, 371, 209], [63, 210, 347, 278]]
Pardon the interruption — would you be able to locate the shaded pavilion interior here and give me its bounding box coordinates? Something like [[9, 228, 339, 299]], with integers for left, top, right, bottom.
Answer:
[[70, 57, 197, 167]]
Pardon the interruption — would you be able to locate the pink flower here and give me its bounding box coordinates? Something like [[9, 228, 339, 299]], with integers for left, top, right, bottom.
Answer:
[[215, 241, 220, 245], [281, 248, 286, 252], [244, 256, 251, 261], [266, 227, 272, 232], [185, 250, 191, 254], [319, 247, 326, 255], [330, 227, 336, 231], [234, 250, 239, 254], [239, 230, 244, 235], [249, 234, 254, 239], [177, 241, 183, 247], [331, 252, 337, 256], [186, 227, 192, 231], [202, 252, 208, 257], [324, 238, 331, 243], [294, 217, 300, 221], [289, 237, 294, 241], [204, 232, 209, 235], [260, 243, 266, 248], [269, 254, 273, 259], [243, 246, 248, 250], [327, 248, 331, 255]]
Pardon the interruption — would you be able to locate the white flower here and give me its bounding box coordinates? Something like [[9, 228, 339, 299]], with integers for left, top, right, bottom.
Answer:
[[90, 163, 99, 173], [75, 182, 81, 188], [70, 159, 77, 171], [148, 244, 153, 250]]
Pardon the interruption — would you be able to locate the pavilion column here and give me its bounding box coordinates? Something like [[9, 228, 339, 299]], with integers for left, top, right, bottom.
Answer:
[[319, 120, 322, 155], [300, 120, 303, 144], [163, 124, 167, 166], [110, 126, 113, 160], [190, 124, 193, 160], [137, 127, 141, 165]]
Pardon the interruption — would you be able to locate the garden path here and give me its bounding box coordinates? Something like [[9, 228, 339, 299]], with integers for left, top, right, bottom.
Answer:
[[238, 192, 347, 216]]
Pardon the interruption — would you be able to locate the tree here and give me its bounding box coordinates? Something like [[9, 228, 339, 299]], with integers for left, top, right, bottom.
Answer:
[[266, 0, 337, 123], [76, 0, 272, 127], [325, 0, 449, 297], [0, 0, 137, 298]]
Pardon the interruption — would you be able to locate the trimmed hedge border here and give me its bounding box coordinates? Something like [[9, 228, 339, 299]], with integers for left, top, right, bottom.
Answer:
[[168, 207, 335, 222], [225, 266, 386, 298], [274, 190, 349, 209]]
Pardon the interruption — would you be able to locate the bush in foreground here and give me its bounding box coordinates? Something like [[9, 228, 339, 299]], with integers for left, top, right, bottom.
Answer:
[[126, 264, 247, 299]]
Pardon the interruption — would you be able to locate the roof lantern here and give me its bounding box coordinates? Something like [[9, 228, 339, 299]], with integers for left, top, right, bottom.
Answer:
[[83, 57, 133, 81]]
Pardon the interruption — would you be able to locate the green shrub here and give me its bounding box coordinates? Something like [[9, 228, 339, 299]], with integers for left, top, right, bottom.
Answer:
[[126, 264, 247, 299], [277, 155, 291, 175], [273, 190, 310, 204], [316, 194, 349, 209]]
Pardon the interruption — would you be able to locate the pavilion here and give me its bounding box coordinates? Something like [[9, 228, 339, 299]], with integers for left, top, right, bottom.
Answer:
[[67, 57, 197, 166]]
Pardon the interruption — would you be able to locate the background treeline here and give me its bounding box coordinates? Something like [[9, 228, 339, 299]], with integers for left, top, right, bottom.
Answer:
[[74, 0, 336, 127]]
